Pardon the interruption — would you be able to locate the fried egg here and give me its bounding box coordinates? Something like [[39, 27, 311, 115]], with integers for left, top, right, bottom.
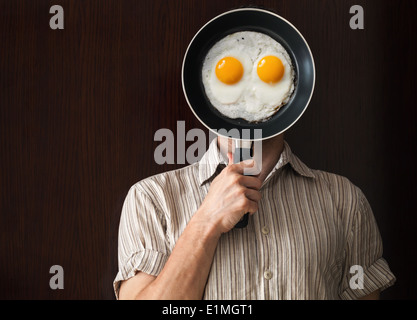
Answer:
[[203, 50, 252, 104], [201, 31, 295, 122]]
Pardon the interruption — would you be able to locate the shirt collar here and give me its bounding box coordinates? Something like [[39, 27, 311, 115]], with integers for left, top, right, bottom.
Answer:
[[198, 138, 227, 186], [271, 141, 316, 180], [198, 139, 315, 186]]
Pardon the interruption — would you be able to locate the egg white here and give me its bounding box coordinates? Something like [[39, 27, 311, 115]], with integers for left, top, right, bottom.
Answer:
[[201, 31, 295, 122], [251, 50, 294, 112]]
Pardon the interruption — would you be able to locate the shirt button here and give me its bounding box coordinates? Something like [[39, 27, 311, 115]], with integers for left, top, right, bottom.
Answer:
[[264, 270, 273, 280], [261, 226, 270, 235]]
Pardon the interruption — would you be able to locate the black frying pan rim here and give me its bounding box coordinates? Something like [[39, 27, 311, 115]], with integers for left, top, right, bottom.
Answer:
[[181, 8, 316, 141]]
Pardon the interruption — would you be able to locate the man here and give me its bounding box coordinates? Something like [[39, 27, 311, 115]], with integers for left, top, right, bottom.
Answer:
[[113, 134, 396, 299]]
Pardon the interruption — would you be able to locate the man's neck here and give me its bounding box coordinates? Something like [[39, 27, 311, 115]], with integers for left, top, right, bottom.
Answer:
[[255, 135, 284, 182]]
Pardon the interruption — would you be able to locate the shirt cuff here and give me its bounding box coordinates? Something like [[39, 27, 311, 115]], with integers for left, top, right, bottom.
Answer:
[[339, 257, 396, 300], [113, 249, 169, 299]]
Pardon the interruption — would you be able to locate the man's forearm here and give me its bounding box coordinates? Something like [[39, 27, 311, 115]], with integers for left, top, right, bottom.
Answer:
[[134, 214, 221, 299]]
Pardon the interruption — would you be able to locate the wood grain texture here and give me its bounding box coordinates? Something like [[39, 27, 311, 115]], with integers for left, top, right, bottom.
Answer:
[[0, 0, 416, 299]]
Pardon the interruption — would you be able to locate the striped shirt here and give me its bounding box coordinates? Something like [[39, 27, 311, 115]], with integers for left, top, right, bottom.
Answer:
[[114, 139, 395, 299]]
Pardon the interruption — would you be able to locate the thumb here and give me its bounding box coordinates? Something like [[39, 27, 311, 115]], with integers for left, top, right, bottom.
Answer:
[[235, 158, 255, 174], [227, 152, 233, 165]]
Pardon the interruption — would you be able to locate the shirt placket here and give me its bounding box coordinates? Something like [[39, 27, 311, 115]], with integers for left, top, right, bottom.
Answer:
[[258, 170, 283, 299], [255, 187, 273, 299]]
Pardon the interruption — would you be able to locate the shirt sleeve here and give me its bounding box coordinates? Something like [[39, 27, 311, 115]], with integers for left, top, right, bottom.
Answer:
[[339, 189, 396, 299], [113, 185, 171, 299]]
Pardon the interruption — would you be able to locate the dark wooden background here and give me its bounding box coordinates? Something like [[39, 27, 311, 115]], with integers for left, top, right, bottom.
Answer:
[[0, 0, 416, 300]]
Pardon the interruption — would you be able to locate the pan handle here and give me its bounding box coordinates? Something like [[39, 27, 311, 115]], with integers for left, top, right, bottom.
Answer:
[[233, 140, 253, 229]]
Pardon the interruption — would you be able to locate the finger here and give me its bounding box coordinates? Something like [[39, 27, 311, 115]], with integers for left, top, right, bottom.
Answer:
[[246, 198, 259, 214], [239, 175, 262, 190], [235, 192, 259, 215], [244, 188, 262, 202]]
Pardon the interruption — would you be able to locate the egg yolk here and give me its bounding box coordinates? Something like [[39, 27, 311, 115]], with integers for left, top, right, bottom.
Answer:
[[215, 57, 244, 85], [257, 55, 285, 84]]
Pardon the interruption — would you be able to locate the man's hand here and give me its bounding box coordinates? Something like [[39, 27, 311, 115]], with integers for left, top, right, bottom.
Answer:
[[194, 152, 262, 234]]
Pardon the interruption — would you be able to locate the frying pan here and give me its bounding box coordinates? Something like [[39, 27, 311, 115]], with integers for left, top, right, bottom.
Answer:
[[181, 8, 315, 227]]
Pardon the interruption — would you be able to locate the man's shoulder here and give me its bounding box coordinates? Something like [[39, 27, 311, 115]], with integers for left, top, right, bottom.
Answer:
[[309, 168, 366, 209], [311, 169, 356, 187], [130, 162, 200, 198]]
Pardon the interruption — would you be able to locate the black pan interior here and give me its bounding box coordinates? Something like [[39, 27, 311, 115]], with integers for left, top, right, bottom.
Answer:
[[182, 9, 315, 140]]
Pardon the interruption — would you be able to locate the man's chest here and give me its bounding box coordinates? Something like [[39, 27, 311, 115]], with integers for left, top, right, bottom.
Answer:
[[203, 183, 345, 299]]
